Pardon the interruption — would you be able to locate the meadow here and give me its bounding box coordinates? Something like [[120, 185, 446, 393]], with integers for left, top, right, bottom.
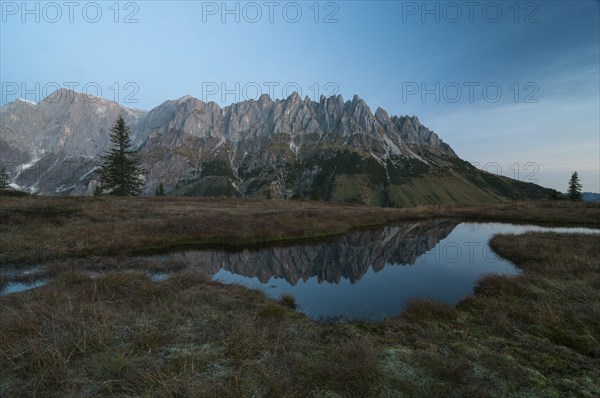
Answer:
[[1, 195, 599, 397]]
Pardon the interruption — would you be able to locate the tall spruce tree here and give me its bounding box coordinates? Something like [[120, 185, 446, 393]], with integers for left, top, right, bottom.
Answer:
[[96, 116, 145, 196], [567, 171, 582, 201]]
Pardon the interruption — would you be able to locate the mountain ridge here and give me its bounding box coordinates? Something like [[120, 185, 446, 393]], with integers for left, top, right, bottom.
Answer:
[[0, 89, 559, 205]]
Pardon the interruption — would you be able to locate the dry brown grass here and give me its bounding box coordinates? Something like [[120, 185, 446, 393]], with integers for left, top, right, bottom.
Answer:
[[1, 196, 598, 266], [0, 270, 385, 397], [438, 200, 600, 226]]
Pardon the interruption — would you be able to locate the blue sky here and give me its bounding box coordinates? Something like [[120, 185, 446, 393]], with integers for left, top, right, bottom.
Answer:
[[1, 0, 599, 192]]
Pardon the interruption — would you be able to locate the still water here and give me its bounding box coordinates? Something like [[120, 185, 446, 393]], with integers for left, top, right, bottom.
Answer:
[[177, 222, 598, 321]]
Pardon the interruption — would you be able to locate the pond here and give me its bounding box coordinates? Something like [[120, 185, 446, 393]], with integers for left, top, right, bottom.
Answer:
[[1, 222, 597, 321], [153, 221, 599, 321]]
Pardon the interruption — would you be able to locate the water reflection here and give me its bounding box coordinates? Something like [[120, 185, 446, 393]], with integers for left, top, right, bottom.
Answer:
[[202, 223, 596, 320], [150, 220, 523, 320], [159, 220, 458, 285]]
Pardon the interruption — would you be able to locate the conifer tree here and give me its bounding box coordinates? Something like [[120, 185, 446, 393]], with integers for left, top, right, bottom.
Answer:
[[155, 182, 166, 196], [96, 116, 145, 196], [567, 171, 582, 201]]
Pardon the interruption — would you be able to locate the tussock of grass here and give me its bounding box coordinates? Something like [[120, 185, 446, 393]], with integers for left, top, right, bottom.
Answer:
[[278, 293, 297, 309]]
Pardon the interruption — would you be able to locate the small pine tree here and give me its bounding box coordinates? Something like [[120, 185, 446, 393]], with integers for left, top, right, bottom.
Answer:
[[0, 166, 9, 190], [96, 116, 145, 196], [567, 171, 582, 201], [155, 182, 166, 196]]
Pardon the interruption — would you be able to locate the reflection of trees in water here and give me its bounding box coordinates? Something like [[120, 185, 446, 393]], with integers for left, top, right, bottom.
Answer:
[[160, 220, 458, 285]]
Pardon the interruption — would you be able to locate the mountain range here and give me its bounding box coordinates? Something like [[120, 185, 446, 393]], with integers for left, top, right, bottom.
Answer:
[[0, 89, 560, 206]]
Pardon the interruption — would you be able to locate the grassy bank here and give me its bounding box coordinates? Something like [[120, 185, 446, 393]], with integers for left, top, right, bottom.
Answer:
[[1, 195, 598, 265], [1, 232, 599, 396]]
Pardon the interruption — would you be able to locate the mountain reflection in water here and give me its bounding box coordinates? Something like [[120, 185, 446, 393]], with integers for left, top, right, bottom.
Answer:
[[136, 221, 591, 320], [148, 220, 528, 320], [159, 220, 458, 285]]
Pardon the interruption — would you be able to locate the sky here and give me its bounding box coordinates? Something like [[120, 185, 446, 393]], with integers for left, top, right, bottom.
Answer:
[[1, 0, 599, 192]]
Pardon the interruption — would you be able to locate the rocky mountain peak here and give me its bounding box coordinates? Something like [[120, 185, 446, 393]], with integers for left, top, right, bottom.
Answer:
[[374, 107, 389, 123], [257, 93, 273, 107], [39, 88, 107, 107], [287, 91, 301, 103], [176, 95, 196, 103]]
